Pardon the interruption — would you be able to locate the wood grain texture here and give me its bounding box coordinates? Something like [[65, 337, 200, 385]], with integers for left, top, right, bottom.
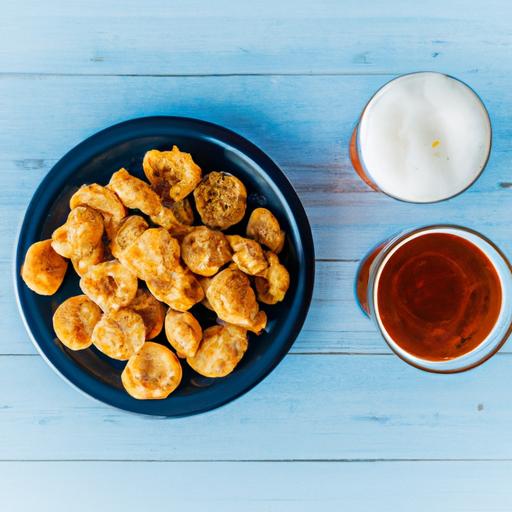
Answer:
[[1, 73, 512, 354], [6, 258, 512, 355], [2, 1, 512, 508], [1, 0, 511, 75], [2, 461, 512, 512], [1, 354, 512, 461], [0, 72, 510, 252]]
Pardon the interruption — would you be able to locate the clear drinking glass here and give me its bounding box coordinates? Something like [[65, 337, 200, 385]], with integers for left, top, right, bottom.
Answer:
[[356, 225, 512, 373], [349, 72, 492, 203]]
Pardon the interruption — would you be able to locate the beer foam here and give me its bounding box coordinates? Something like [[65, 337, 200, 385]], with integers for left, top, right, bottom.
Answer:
[[358, 72, 491, 202]]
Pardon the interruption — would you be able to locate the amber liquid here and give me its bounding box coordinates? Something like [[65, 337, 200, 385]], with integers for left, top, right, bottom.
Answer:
[[349, 128, 379, 191], [377, 233, 502, 361]]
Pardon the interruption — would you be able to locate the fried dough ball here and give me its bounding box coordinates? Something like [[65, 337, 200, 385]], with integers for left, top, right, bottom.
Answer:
[[143, 146, 202, 201], [169, 197, 194, 225], [69, 183, 126, 238], [52, 206, 105, 276], [108, 168, 191, 236], [71, 243, 104, 277], [246, 208, 285, 254], [206, 268, 267, 333], [91, 308, 145, 360], [108, 168, 162, 216], [147, 268, 204, 312], [80, 260, 137, 312], [187, 324, 248, 378], [118, 227, 180, 280], [52, 295, 102, 350], [122, 342, 182, 399], [52, 206, 104, 259], [21, 240, 68, 295], [181, 226, 232, 276], [165, 310, 202, 358], [226, 234, 268, 276], [110, 215, 148, 259], [50, 224, 72, 259], [129, 288, 165, 339], [255, 252, 290, 304], [64, 206, 104, 258], [193, 172, 247, 230], [150, 206, 193, 237]]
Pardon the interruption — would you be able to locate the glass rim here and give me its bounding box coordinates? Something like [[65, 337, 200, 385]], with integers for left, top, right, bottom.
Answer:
[[368, 224, 512, 374], [354, 71, 493, 204]]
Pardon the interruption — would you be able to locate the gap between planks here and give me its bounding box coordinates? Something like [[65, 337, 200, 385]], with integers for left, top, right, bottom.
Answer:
[[0, 352, 391, 357], [1, 458, 512, 463], [3, 352, 512, 357], [0, 72, 399, 79]]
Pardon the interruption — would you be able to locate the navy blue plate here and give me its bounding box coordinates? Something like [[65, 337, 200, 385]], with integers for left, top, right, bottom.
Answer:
[[14, 117, 315, 417]]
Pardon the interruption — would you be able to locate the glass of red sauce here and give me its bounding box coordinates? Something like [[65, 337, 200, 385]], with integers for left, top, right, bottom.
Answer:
[[356, 225, 512, 372]]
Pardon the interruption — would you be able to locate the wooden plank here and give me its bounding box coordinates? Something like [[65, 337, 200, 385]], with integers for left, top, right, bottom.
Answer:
[[1, 460, 512, 511], [2, 74, 512, 353], [1, 0, 511, 75], [1, 354, 512, 461], [6, 257, 512, 355], [1, 0, 511, 501], [5, 259, 384, 355], [6, 255, 378, 354], [1, 74, 509, 166], [0, 75, 511, 260], [6, 184, 512, 262]]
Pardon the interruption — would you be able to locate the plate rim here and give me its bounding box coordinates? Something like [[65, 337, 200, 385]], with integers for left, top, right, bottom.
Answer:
[[13, 115, 315, 417]]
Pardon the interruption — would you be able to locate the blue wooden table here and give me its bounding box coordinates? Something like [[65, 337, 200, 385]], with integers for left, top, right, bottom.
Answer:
[[2, 1, 512, 509]]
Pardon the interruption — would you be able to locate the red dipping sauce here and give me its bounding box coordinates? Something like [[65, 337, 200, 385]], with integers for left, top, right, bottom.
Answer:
[[376, 233, 502, 361]]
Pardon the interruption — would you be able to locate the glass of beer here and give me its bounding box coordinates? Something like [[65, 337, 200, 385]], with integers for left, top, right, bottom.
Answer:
[[350, 72, 491, 202], [356, 226, 512, 372]]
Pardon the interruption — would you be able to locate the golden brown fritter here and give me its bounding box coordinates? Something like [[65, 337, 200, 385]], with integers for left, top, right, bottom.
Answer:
[[71, 243, 104, 277], [193, 172, 247, 230], [110, 215, 148, 260], [150, 206, 193, 237], [187, 324, 248, 378], [108, 168, 191, 237], [108, 168, 162, 216], [53, 295, 102, 350], [181, 226, 232, 276], [246, 207, 285, 254], [79, 260, 138, 312], [118, 227, 180, 280], [51, 206, 105, 277], [91, 308, 145, 360], [122, 342, 182, 399], [227, 234, 268, 275], [169, 197, 194, 225], [51, 224, 73, 259], [165, 310, 202, 358], [21, 239, 68, 296], [51, 206, 104, 259], [147, 268, 204, 312], [255, 251, 290, 304], [143, 146, 202, 201], [206, 268, 267, 334], [69, 183, 126, 239], [129, 288, 165, 340]]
